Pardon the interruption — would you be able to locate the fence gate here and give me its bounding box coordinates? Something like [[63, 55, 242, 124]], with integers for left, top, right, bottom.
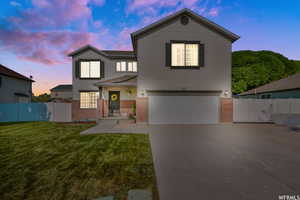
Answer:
[[46, 103, 72, 122]]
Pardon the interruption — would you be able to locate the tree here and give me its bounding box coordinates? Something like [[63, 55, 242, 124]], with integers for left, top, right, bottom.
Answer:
[[232, 50, 300, 94], [32, 93, 51, 102]]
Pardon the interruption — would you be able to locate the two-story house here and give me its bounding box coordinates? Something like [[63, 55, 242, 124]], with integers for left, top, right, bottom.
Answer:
[[0, 64, 34, 103], [68, 8, 239, 124]]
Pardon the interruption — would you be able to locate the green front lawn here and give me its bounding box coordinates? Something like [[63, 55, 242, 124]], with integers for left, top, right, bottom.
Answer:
[[0, 122, 158, 200]]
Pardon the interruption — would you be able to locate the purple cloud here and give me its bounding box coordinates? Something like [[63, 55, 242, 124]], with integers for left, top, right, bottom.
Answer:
[[10, 0, 95, 29], [0, 29, 99, 65], [128, 0, 198, 12], [208, 7, 219, 17], [0, 0, 107, 65]]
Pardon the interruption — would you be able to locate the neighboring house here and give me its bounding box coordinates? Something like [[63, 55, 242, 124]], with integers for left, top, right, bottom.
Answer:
[[50, 84, 73, 102], [68, 8, 240, 124], [0, 64, 34, 103], [239, 72, 300, 99]]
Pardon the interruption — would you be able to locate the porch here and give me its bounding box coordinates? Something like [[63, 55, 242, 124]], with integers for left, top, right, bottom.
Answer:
[[95, 75, 137, 119]]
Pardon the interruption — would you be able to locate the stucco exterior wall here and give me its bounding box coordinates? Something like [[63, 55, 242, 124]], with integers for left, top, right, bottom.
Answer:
[[0, 74, 32, 103], [72, 50, 137, 100], [136, 16, 232, 98]]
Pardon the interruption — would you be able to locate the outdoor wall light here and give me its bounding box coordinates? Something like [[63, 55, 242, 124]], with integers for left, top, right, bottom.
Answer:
[[224, 90, 229, 96]]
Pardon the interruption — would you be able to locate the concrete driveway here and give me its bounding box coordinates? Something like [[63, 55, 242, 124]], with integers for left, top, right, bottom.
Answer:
[[149, 124, 300, 200]]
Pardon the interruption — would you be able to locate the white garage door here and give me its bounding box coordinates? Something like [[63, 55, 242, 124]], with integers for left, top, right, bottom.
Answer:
[[149, 95, 220, 124]]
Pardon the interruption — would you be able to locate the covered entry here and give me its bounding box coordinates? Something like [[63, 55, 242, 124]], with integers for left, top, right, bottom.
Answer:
[[148, 91, 220, 124]]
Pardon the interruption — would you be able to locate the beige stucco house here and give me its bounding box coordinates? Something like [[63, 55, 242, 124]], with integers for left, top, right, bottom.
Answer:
[[68, 8, 239, 124]]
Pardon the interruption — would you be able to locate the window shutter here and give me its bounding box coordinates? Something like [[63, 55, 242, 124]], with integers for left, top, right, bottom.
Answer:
[[199, 43, 205, 67], [75, 60, 80, 78], [165, 43, 171, 67], [100, 61, 104, 78]]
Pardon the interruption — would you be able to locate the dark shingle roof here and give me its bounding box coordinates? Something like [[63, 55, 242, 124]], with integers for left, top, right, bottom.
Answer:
[[240, 73, 300, 95], [101, 50, 136, 59], [67, 45, 136, 59], [0, 64, 34, 82], [50, 84, 72, 91]]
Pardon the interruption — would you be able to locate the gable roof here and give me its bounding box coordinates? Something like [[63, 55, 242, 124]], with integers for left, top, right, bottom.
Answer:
[[68, 45, 136, 59], [0, 64, 34, 82], [50, 84, 72, 91], [68, 9, 240, 59], [131, 8, 240, 51], [67, 45, 105, 57], [240, 72, 300, 95]]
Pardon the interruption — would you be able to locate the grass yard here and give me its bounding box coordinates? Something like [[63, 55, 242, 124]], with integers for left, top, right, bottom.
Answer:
[[0, 122, 158, 200]]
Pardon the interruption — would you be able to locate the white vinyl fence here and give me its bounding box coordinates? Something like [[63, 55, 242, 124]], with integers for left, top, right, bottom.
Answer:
[[46, 102, 72, 122], [233, 99, 300, 122]]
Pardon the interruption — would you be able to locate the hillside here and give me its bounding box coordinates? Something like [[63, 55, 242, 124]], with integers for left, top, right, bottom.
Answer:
[[232, 50, 300, 94]]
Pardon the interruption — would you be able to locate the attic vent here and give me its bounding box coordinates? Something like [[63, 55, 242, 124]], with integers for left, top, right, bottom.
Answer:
[[180, 15, 189, 25]]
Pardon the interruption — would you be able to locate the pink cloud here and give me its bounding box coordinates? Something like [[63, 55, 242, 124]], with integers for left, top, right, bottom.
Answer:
[[0, 0, 109, 65], [0, 30, 99, 65], [10, 0, 105, 29], [208, 7, 219, 17], [111, 27, 137, 50], [127, 0, 200, 13]]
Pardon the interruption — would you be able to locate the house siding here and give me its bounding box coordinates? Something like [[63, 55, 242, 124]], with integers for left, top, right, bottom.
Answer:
[[0, 74, 32, 103], [72, 50, 137, 100], [136, 16, 232, 98], [71, 50, 137, 120]]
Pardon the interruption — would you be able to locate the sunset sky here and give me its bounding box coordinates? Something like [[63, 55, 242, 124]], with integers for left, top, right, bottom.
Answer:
[[0, 0, 299, 95]]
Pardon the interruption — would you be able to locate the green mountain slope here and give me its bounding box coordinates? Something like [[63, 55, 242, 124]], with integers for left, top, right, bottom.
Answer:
[[232, 50, 300, 94]]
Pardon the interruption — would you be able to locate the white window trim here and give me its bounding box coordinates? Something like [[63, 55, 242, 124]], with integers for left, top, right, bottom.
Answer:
[[116, 61, 138, 72], [171, 42, 200, 67], [80, 91, 99, 109], [80, 60, 101, 78]]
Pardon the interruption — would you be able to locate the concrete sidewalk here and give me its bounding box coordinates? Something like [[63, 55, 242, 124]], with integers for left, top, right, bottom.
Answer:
[[80, 121, 149, 135]]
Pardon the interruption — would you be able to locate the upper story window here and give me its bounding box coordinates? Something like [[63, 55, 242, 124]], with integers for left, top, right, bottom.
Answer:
[[80, 61, 101, 78], [116, 61, 137, 72], [172, 42, 199, 67], [166, 41, 204, 68]]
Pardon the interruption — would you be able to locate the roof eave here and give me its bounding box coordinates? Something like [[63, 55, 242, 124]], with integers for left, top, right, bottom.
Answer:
[[67, 45, 108, 57], [0, 72, 34, 82], [131, 8, 240, 52]]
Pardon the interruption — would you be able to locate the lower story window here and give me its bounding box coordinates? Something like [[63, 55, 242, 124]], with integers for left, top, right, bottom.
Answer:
[[80, 92, 99, 108]]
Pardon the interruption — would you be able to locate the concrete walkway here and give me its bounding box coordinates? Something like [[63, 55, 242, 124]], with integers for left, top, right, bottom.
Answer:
[[80, 120, 148, 135], [149, 124, 300, 200]]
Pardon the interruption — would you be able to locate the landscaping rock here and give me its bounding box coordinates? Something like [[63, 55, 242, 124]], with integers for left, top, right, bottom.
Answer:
[[128, 189, 152, 200]]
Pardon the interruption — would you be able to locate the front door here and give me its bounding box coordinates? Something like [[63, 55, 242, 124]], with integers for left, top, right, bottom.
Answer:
[[109, 91, 120, 116]]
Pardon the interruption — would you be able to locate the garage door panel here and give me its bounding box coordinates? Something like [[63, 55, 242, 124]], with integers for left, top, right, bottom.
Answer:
[[149, 95, 219, 124]]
